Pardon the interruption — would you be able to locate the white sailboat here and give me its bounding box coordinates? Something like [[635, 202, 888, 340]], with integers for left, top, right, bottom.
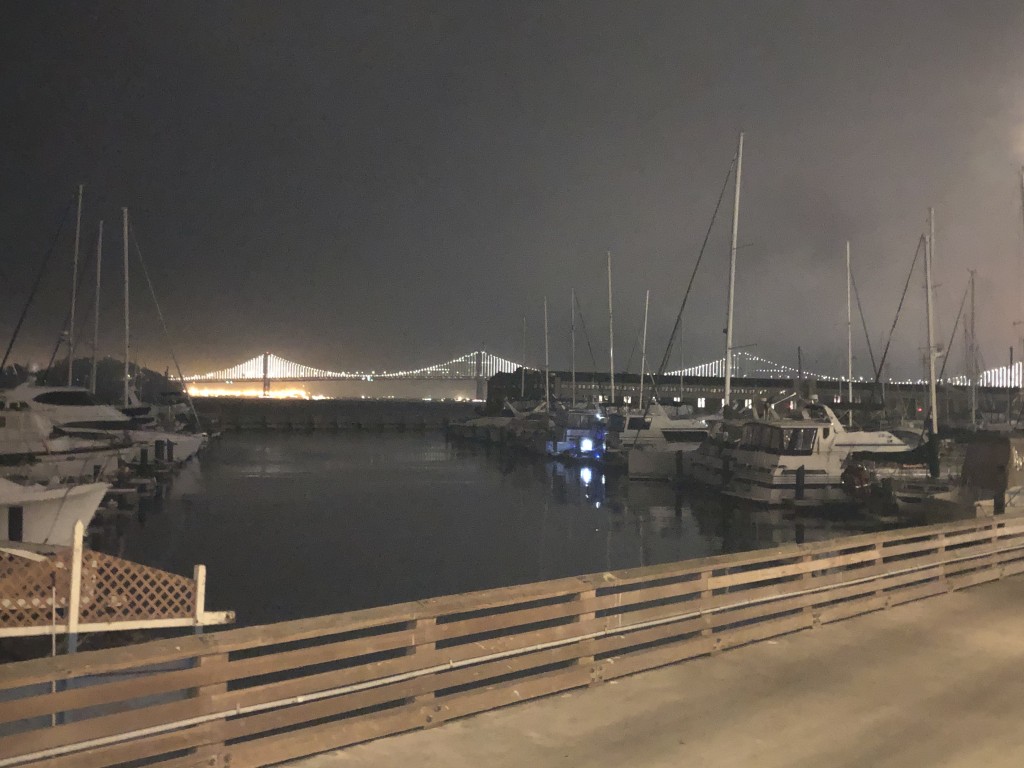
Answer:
[[681, 131, 748, 487]]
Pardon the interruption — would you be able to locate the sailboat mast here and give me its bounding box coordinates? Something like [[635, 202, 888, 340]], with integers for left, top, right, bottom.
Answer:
[[925, 207, 939, 436], [969, 269, 977, 428], [607, 251, 615, 406], [122, 208, 130, 408], [723, 131, 744, 410], [520, 315, 526, 399], [639, 289, 650, 410], [543, 297, 550, 411], [571, 288, 576, 406], [846, 240, 853, 426], [90, 221, 103, 395], [1018, 166, 1024, 387], [67, 183, 83, 386]]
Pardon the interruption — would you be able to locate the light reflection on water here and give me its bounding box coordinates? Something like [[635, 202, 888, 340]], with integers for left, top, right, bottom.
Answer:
[[120, 431, 888, 627]]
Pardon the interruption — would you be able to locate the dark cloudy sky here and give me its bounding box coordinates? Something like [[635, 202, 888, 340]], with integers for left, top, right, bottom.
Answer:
[[2, 1, 1023, 380]]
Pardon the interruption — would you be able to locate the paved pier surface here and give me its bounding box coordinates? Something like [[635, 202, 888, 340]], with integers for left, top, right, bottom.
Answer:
[[289, 576, 1024, 768]]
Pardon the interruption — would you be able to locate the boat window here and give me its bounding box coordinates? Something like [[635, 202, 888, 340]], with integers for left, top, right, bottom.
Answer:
[[768, 428, 786, 453], [33, 391, 98, 406], [626, 417, 650, 431], [0, 416, 5, 427], [786, 427, 817, 455]]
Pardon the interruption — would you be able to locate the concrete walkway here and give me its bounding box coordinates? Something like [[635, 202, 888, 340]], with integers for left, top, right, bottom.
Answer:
[[289, 575, 1024, 768]]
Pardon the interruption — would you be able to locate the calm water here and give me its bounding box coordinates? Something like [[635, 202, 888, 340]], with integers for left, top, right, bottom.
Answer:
[[119, 432, 888, 627]]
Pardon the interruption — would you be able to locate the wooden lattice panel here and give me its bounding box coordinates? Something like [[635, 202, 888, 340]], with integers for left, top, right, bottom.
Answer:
[[0, 548, 197, 631], [0, 550, 71, 628], [78, 551, 195, 623]]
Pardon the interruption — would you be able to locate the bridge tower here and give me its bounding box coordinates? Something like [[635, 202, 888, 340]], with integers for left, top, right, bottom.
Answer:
[[475, 349, 487, 401], [262, 352, 270, 397]]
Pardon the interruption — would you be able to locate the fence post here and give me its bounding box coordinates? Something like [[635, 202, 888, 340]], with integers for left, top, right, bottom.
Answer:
[[190, 652, 229, 766], [66, 521, 84, 653], [700, 570, 716, 652], [408, 617, 438, 721], [874, 541, 888, 606], [991, 519, 1001, 577], [937, 533, 947, 588], [576, 589, 599, 683], [800, 554, 817, 627]]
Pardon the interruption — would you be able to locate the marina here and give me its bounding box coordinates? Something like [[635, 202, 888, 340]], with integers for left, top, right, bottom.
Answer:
[[5, 3, 1024, 764]]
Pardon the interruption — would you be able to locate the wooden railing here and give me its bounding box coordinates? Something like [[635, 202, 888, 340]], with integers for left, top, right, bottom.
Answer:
[[3, 513, 1024, 768]]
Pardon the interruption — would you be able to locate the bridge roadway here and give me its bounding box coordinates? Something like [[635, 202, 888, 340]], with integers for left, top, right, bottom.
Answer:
[[289, 574, 1024, 768]]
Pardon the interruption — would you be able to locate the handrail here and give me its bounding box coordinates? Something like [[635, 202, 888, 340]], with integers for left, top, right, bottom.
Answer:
[[2, 513, 1023, 768]]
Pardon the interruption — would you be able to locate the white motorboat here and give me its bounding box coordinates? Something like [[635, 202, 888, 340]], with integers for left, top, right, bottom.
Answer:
[[3, 384, 205, 463], [724, 402, 912, 506], [0, 477, 109, 546], [678, 417, 745, 487], [608, 403, 709, 480], [0, 400, 134, 483]]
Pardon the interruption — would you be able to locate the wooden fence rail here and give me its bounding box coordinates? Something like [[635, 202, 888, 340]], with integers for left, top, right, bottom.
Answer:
[[3, 513, 1024, 768]]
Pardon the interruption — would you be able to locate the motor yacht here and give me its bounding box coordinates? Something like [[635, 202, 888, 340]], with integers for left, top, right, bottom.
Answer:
[[724, 402, 911, 506]]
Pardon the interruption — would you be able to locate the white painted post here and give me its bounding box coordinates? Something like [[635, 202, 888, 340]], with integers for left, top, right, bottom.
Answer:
[[67, 521, 84, 651], [194, 564, 207, 626]]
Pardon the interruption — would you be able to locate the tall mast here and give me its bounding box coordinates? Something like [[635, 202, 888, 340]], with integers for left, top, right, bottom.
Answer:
[[67, 183, 83, 386], [1019, 167, 1024, 362], [543, 297, 550, 411], [969, 269, 977, 429], [607, 251, 615, 406], [90, 221, 103, 395], [122, 208, 130, 408], [723, 131, 744, 410], [679, 333, 684, 401], [1018, 166, 1024, 391], [520, 315, 526, 399], [846, 240, 853, 426], [639, 289, 650, 410], [925, 207, 939, 436], [570, 288, 576, 406]]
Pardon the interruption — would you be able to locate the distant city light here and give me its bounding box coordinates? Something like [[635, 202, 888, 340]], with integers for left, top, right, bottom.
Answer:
[[186, 385, 314, 399]]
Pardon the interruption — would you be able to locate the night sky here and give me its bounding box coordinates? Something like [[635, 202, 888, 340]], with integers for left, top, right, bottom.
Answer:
[[2, 1, 1023, 380]]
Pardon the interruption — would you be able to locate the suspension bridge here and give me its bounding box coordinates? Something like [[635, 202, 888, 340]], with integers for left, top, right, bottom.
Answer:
[[184, 348, 1021, 395], [183, 351, 523, 396]]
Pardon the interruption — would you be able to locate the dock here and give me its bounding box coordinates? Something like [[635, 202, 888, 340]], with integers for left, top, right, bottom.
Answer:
[[303, 573, 1024, 768], [1, 512, 1022, 767]]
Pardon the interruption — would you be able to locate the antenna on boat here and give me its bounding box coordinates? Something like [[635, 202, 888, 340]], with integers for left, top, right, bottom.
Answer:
[[846, 240, 853, 427], [90, 221, 103, 395], [122, 207, 130, 409], [607, 251, 615, 407], [723, 131, 743, 411], [639, 289, 650, 410], [67, 184, 84, 386]]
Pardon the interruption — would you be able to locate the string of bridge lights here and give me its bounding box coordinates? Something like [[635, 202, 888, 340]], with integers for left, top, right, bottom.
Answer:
[[185, 349, 1024, 387]]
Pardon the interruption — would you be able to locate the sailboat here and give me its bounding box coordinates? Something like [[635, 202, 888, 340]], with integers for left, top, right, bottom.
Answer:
[[680, 132, 750, 487]]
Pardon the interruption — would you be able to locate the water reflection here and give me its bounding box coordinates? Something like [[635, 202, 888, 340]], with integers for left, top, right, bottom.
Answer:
[[117, 432, 891, 626]]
